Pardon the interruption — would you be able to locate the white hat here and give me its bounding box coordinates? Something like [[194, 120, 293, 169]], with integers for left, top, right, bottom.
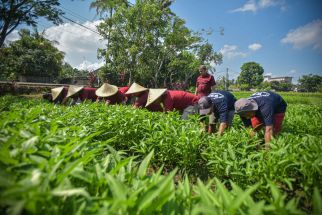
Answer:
[[66, 85, 84, 98], [95, 83, 118, 97], [51, 86, 64, 101], [145, 89, 167, 107], [125, 82, 148, 95]]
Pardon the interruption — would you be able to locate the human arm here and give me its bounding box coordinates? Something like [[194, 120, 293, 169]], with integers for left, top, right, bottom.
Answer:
[[61, 97, 68, 105], [105, 99, 111, 105], [195, 78, 199, 95], [217, 122, 227, 135], [264, 125, 273, 146], [210, 76, 216, 91]]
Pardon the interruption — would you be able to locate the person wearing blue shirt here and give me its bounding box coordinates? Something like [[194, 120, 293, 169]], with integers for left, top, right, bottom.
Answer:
[[198, 90, 237, 135], [235, 91, 287, 146]]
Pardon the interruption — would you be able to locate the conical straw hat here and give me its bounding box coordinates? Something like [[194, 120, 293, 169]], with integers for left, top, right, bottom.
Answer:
[[95, 83, 118, 97], [51, 86, 64, 101], [66, 85, 84, 98], [145, 89, 167, 107], [125, 82, 148, 95]]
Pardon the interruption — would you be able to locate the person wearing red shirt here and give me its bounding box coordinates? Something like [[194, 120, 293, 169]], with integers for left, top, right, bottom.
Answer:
[[145, 89, 200, 119], [195, 65, 216, 97], [95, 83, 129, 105], [79, 87, 98, 102], [62, 85, 98, 105], [62, 85, 84, 105], [125, 82, 163, 112], [45, 86, 68, 104]]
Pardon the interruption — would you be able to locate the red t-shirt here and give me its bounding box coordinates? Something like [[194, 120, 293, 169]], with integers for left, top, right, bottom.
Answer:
[[135, 91, 163, 112], [79, 87, 98, 102], [196, 74, 216, 97], [106, 86, 129, 104], [119, 86, 129, 96], [163, 90, 199, 112]]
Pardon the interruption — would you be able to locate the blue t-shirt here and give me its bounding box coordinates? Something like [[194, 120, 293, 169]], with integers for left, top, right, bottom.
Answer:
[[208, 91, 237, 123], [242, 91, 287, 126]]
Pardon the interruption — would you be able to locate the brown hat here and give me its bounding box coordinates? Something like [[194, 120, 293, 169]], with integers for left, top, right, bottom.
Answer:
[[235, 98, 258, 113], [125, 82, 148, 95], [66, 85, 84, 98], [95, 83, 118, 97], [198, 96, 212, 115], [51, 86, 64, 101], [145, 89, 167, 107]]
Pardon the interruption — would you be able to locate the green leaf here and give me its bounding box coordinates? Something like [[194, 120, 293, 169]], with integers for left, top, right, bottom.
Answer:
[[229, 182, 259, 214], [137, 150, 154, 178], [313, 187, 322, 215], [105, 174, 127, 200], [137, 169, 177, 212], [52, 188, 90, 199]]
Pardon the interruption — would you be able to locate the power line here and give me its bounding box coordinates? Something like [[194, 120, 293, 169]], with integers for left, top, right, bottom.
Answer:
[[58, 5, 93, 23], [58, 4, 103, 36], [61, 15, 103, 37]]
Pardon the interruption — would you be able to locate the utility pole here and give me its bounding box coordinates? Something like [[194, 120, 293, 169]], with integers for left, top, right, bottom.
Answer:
[[226, 68, 229, 90]]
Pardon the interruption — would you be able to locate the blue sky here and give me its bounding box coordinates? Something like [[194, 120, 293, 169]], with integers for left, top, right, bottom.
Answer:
[[6, 0, 322, 83]]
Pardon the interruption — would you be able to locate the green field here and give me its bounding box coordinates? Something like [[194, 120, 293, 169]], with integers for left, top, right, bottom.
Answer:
[[0, 92, 321, 214]]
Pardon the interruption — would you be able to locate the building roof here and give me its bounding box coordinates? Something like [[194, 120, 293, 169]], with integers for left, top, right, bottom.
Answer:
[[264, 75, 292, 79], [269, 76, 292, 79]]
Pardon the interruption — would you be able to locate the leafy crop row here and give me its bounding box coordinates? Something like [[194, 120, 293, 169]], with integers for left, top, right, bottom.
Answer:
[[0, 95, 321, 214]]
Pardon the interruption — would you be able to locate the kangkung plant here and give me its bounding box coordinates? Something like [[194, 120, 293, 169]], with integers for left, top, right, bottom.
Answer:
[[0, 94, 321, 214]]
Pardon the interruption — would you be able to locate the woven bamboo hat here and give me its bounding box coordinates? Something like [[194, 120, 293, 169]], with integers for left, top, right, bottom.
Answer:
[[51, 86, 64, 101], [125, 82, 148, 95], [66, 85, 84, 98], [95, 83, 118, 97], [145, 89, 167, 107]]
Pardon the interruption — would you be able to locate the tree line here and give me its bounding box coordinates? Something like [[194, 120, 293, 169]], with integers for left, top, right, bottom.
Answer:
[[1, 0, 321, 92]]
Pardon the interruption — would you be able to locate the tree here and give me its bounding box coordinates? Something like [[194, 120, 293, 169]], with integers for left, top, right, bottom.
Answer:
[[237, 62, 264, 90], [270, 81, 293, 92], [59, 63, 80, 79], [298, 74, 322, 92], [94, 0, 222, 87], [197, 42, 222, 66], [0, 29, 64, 81], [0, 0, 63, 47]]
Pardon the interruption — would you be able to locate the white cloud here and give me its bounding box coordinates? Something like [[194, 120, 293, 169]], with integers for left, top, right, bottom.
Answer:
[[4, 21, 106, 69], [4, 30, 20, 44], [44, 20, 106, 68], [281, 19, 322, 51], [231, 0, 257, 13], [248, 43, 262, 51], [76, 60, 104, 71], [258, 0, 279, 8], [231, 0, 285, 13], [219, 45, 247, 59], [289, 69, 296, 74], [264, 72, 272, 76]]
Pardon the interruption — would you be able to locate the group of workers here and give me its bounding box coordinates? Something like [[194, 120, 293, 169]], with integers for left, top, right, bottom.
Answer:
[[44, 65, 287, 147]]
